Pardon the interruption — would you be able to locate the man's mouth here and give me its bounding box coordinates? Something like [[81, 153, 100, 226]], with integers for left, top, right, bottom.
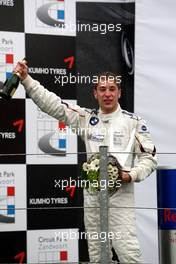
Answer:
[[104, 100, 112, 104]]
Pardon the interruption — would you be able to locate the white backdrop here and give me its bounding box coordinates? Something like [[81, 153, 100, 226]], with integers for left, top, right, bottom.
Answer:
[[135, 0, 176, 263]]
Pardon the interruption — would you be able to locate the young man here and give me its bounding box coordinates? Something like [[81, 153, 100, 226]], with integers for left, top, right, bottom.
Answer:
[[15, 61, 157, 263]]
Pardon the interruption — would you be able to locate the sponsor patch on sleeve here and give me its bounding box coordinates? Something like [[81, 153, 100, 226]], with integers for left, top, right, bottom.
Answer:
[[138, 121, 150, 133]]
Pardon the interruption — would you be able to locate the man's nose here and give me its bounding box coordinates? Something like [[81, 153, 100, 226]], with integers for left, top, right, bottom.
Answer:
[[104, 89, 111, 96]]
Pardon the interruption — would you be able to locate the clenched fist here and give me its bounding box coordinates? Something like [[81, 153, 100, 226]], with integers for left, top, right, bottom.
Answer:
[[13, 60, 28, 81]]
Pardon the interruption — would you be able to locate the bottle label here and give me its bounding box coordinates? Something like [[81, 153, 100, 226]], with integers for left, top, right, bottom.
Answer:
[[10, 88, 16, 97]]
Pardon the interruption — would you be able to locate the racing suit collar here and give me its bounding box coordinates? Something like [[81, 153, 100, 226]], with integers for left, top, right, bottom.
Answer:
[[99, 103, 121, 120]]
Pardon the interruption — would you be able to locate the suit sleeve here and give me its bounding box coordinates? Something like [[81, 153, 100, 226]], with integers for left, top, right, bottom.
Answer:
[[129, 118, 157, 182], [22, 75, 86, 129]]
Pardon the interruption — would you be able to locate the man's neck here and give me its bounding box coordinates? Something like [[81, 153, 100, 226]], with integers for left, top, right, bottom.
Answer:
[[100, 104, 119, 114]]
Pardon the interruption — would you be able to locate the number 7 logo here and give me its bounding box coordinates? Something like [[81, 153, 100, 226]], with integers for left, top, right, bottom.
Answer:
[[14, 251, 25, 264]]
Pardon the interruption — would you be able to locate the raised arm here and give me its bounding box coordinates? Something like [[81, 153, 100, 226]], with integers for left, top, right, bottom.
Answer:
[[14, 61, 86, 129]]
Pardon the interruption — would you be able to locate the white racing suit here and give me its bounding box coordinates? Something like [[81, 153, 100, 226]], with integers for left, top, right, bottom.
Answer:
[[22, 75, 157, 263]]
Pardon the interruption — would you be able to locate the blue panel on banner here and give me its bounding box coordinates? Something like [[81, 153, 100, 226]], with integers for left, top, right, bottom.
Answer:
[[59, 139, 66, 149], [157, 169, 176, 229], [7, 205, 15, 215], [6, 72, 12, 79], [57, 10, 64, 20]]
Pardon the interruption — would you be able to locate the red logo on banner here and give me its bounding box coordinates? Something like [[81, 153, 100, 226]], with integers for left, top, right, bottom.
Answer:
[[13, 119, 24, 133], [60, 250, 68, 261], [64, 56, 75, 69], [65, 186, 76, 198], [164, 209, 176, 222], [7, 186, 15, 196], [14, 251, 25, 264], [58, 121, 66, 130], [6, 54, 14, 64]]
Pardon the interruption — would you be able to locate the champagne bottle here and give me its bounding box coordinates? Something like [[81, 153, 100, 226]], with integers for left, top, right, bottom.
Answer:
[[0, 58, 27, 100]]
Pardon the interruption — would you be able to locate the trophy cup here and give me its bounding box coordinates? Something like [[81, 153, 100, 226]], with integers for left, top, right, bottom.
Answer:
[[0, 58, 27, 100]]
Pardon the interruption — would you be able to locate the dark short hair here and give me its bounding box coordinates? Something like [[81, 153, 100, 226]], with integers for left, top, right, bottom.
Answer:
[[94, 71, 121, 90]]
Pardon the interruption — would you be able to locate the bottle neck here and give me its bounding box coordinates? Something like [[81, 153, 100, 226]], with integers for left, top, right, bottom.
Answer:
[[14, 72, 21, 78]]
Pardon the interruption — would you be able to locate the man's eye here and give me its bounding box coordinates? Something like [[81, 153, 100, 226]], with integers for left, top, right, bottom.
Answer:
[[100, 88, 106, 92], [109, 87, 116, 92]]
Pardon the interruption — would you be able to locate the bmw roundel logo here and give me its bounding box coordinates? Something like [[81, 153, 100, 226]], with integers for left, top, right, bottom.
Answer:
[[141, 125, 147, 131], [89, 117, 99, 126]]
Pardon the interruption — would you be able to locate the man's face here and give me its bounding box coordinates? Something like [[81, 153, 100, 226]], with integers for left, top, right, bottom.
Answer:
[[93, 78, 121, 114]]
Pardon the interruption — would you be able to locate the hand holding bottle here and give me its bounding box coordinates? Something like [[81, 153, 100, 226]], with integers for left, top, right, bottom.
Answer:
[[13, 59, 28, 81], [0, 58, 27, 100]]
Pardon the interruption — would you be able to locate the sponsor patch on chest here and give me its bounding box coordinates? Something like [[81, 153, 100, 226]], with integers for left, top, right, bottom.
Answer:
[[87, 132, 105, 142], [113, 131, 125, 145]]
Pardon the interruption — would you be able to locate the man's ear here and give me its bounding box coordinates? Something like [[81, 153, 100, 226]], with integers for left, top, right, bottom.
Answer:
[[118, 88, 121, 99], [93, 88, 98, 99]]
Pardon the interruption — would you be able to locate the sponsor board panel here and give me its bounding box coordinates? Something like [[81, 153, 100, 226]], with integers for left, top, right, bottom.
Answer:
[[27, 229, 78, 263], [76, 2, 134, 111], [0, 0, 24, 32], [0, 231, 26, 263], [26, 99, 77, 164], [24, 0, 76, 36], [27, 164, 84, 229], [0, 164, 26, 231], [0, 99, 25, 163], [25, 33, 76, 99]]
